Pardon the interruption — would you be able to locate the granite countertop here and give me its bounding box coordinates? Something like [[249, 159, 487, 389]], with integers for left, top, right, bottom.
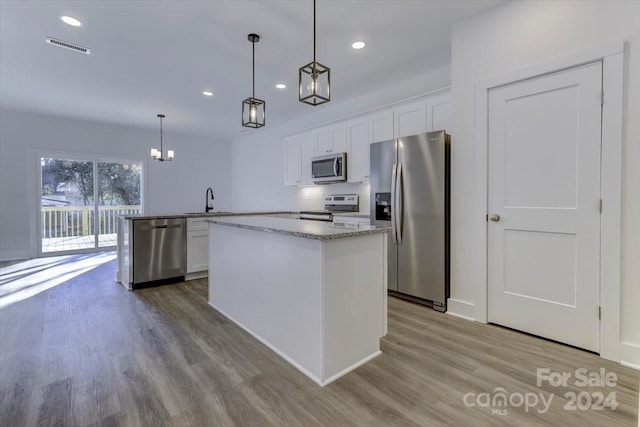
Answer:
[[331, 212, 370, 218], [119, 210, 369, 220], [206, 215, 388, 240], [119, 211, 293, 220]]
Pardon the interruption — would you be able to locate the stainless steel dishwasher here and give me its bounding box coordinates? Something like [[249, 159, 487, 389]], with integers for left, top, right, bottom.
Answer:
[[132, 218, 186, 286]]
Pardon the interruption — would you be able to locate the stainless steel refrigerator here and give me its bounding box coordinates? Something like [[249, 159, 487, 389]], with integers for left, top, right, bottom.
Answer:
[[370, 131, 450, 312]]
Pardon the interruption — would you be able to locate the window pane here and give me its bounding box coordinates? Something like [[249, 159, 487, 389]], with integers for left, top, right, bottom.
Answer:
[[97, 162, 142, 247], [41, 158, 95, 253]]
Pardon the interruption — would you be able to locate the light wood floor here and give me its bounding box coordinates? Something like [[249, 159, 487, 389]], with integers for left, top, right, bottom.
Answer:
[[0, 259, 637, 426]]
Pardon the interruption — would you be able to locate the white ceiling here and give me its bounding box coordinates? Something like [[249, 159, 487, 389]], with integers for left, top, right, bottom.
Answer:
[[0, 0, 501, 141]]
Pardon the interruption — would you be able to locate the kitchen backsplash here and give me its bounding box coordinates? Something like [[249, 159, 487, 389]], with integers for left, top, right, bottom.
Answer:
[[296, 182, 370, 213]]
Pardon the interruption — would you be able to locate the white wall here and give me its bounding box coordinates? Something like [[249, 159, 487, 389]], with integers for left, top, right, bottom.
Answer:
[[230, 66, 451, 213], [450, 1, 640, 363], [0, 108, 232, 260]]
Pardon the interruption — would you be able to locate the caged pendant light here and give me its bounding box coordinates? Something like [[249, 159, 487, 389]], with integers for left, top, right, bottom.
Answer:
[[150, 114, 174, 162], [299, 0, 330, 106], [242, 33, 265, 128]]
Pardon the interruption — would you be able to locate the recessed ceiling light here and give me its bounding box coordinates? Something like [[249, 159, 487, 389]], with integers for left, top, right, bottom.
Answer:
[[202, 91, 213, 97], [275, 83, 287, 89], [61, 16, 82, 27], [351, 41, 366, 50]]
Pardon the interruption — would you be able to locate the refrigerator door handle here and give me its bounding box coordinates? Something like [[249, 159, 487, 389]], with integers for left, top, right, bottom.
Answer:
[[396, 163, 403, 244], [391, 162, 398, 244]]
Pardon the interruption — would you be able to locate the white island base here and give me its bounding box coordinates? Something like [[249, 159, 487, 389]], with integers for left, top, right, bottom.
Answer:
[[208, 220, 387, 386]]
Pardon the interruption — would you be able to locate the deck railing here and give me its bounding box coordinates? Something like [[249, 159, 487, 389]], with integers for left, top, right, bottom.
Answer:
[[41, 205, 141, 238]]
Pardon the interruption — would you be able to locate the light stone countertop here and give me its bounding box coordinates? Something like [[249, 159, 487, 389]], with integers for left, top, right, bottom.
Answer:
[[331, 212, 370, 218], [206, 215, 388, 240], [119, 211, 293, 220], [119, 211, 370, 221]]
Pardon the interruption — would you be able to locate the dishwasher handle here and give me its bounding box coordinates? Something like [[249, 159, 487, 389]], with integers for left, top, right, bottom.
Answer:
[[138, 224, 183, 231]]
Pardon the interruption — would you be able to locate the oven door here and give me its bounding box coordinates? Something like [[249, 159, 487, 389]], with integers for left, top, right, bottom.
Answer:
[[312, 153, 346, 183]]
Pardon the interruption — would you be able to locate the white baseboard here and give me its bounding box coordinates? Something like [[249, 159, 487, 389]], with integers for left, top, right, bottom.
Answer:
[[620, 342, 640, 370], [322, 350, 382, 386], [186, 271, 207, 281], [446, 298, 475, 321], [208, 301, 380, 387], [0, 250, 30, 262]]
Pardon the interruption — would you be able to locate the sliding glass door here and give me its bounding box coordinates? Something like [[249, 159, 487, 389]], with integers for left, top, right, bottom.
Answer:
[[40, 157, 142, 254]]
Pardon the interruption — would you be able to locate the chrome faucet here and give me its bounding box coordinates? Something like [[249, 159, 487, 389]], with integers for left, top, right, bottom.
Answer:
[[205, 187, 215, 213]]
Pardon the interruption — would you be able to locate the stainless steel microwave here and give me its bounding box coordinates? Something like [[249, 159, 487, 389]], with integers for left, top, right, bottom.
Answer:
[[311, 152, 347, 184]]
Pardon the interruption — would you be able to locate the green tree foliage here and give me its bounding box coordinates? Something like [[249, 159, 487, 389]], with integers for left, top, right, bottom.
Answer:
[[98, 162, 141, 205], [41, 159, 140, 206]]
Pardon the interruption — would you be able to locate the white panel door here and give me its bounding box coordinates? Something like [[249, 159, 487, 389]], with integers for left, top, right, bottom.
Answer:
[[488, 61, 602, 352]]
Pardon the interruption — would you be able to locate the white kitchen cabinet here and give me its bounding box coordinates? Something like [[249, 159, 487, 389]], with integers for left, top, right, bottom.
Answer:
[[426, 92, 452, 133], [329, 123, 347, 153], [284, 90, 451, 188], [394, 100, 426, 138], [315, 123, 347, 155], [299, 132, 315, 185], [369, 108, 394, 143], [315, 127, 331, 155], [284, 132, 315, 186], [284, 136, 301, 186], [346, 116, 370, 183], [186, 218, 209, 278]]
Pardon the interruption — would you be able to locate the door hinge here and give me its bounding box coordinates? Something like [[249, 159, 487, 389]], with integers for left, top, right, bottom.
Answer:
[[598, 306, 602, 320], [485, 214, 489, 222], [601, 91, 604, 106], [599, 199, 603, 213]]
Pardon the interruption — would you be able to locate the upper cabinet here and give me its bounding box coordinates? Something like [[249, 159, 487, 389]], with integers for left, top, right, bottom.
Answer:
[[300, 132, 315, 185], [284, 132, 315, 186], [314, 123, 347, 155], [283, 89, 451, 186], [346, 116, 370, 183], [394, 100, 426, 138], [369, 108, 394, 144], [426, 92, 452, 132], [284, 136, 300, 186]]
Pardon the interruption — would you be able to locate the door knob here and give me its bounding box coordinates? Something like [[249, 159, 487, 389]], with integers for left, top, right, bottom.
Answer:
[[490, 214, 501, 222]]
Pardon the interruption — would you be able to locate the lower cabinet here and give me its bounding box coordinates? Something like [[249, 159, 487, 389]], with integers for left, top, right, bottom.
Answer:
[[186, 218, 209, 278]]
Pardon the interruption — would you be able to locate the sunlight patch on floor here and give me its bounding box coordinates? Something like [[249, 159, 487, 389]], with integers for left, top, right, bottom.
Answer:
[[0, 252, 116, 308]]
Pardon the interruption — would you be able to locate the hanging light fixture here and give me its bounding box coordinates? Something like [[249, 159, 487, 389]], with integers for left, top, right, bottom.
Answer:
[[299, 0, 330, 106], [150, 114, 174, 162], [242, 33, 265, 128]]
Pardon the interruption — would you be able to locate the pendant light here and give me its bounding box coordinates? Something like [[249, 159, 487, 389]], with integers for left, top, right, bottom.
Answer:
[[150, 114, 174, 161], [242, 33, 265, 128], [299, 0, 330, 106]]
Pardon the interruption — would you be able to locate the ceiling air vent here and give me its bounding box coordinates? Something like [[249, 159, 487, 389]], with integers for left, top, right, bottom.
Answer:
[[46, 37, 91, 55]]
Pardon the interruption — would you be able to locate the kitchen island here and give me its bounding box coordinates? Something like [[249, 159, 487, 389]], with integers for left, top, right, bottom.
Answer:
[[206, 215, 389, 386], [116, 211, 293, 289]]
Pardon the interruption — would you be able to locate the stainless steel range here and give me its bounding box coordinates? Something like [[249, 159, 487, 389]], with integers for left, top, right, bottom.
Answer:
[[299, 194, 359, 222]]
